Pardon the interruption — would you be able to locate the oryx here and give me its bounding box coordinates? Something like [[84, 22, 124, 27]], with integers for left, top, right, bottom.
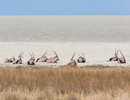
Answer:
[[36, 51, 48, 62], [13, 52, 24, 64], [77, 52, 86, 63], [27, 52, 35, 65], [4, 56, 15, 63], [46, 51, 59, 63], [118, 50, 126, 64], [109, 50, 119, 61], [67, 52, 77, 66]]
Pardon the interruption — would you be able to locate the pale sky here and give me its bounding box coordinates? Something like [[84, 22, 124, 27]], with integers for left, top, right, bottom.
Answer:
[[0, 0, 129, 15]]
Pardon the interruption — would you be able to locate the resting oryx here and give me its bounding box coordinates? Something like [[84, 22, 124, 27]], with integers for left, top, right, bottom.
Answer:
[[46, 51, 59, 63], [27, 52, 35, 65], [13, 52, 24, 64], [109, 50, 119, 61], [67, 52, 77, 66], [36, 51, 48, 62], [4, 56, 15, 63], [77, 53, 86, 63], [118, 50, 126, 64]]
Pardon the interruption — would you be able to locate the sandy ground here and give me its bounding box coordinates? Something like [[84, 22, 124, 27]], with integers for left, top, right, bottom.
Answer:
[[0, 42, 130, 67]]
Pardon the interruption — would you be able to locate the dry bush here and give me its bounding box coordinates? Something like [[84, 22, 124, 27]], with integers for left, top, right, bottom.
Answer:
[[0, 66, 130, 100], [5, 94, 18, 100]]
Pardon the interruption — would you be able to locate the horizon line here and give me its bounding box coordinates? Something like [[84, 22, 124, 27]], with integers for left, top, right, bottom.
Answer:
[[0, 15, 130, 16]]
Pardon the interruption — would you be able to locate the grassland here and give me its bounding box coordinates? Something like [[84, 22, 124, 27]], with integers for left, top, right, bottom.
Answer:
[[0, 66, 130, 100]]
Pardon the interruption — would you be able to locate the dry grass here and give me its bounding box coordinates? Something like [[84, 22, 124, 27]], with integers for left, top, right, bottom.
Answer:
[[0, 66, 130, 100]]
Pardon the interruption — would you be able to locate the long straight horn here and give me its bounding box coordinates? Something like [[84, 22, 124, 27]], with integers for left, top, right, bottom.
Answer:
[[120, 50, 125, 58], [116, 49, 120, 54], [20, 52, 24, 57], [12, 56, 15, 59], [21, 52, 24, 56], [29, 52, 32, 57], [78, 54, 81, 57], [53, 51, 58, 57], [82, 52, 86, 59], [52, 50, 56, 56], [42, 50, 48, 57], [19, 52, 22, 56], [115, 50, 117, 54], [44, 51, 48, 56], [32, 52, 34, 57], [71, 52, 76, 61], [52, 50, 57, 56]]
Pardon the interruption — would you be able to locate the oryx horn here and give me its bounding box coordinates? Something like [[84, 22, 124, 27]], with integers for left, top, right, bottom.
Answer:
[[82, 52, 85, 59], [120, 50, 125, 58], [29, 52, 32, 57], [116, 49, 120, 54], [71, 52, 76, 61], [32, 52, 34, 57], [42, 50, 48, 57], [115, 50, 117, 54], [53, 50, 58, 57], [20, 52, 24, 57]]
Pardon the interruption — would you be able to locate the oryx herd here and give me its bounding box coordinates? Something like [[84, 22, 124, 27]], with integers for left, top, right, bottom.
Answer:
[[4, 49, 126, 66], [4, 51, 60, 65]]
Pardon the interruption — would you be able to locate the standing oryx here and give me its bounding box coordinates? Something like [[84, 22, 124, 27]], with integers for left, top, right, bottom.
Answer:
[[36, 51, 48, 62], [13, 52, 24, 64], [4, 56, 15, 63], [109, 50, 119, 61], [118, 50, 126, 64], [77, 53, 86, 63], [67, 52, 77, 66], [46, 51, 59, 63], [27, 52, 35, 65]]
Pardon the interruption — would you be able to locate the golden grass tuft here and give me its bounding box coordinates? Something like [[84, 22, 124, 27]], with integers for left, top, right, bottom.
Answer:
[[0, 66, 130, 100]]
